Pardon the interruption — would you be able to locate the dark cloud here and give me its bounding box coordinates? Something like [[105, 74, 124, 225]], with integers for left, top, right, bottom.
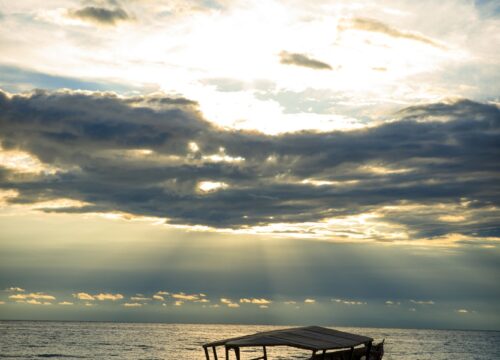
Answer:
[[0, 89, 499, 243], [339, 18, 445, 49], [279, 51, 332, 70], [69, 6, 132, 26]]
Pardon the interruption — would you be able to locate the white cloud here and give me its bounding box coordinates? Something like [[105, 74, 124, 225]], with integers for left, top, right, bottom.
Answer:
[[95, 293, 124, 301], [172, 293, 202, 301], [221, 298, 240, 307], [332, 298, 367, 305], [304, 298, 316, 304], [73, 292, 95, 301], [153, 295, 165, 301], [124, 303, 143, 307], [9, 293, 55, 301], [410, 299, 435, 305], [197, 181, 228, 193], [385, 300, 401, 306], [240, 298, 271, 305], [26, 299, 52, 305], [130, 296, 151, 301], [5, 287, 25, 292], [58, 301, 73, 306]]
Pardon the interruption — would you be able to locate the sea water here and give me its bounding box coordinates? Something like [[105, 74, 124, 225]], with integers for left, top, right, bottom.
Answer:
[[0, 321, 499, 359]]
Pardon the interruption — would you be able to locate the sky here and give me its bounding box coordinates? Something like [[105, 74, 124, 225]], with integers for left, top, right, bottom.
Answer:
[[0, 0, 499, 331]]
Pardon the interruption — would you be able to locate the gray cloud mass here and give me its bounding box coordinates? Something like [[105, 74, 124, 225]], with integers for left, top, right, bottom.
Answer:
[[69, 6, 132, 26], [0, 89, 499, 242], [339, 18, 445, 49], [279, 51, 333, 70]]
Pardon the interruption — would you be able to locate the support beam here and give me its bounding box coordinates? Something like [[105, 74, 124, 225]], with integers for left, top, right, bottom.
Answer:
[[225, 346, 229, 360], [365, 341, 372, 360], [263, 346, 268, 360], [212, 346, 218, 360], [235, 347, 241, 360], [203, 346, 210, 360]]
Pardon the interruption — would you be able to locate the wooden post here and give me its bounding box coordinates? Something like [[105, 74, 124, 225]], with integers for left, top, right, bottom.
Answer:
[[312, 350, 317, 359], [263, 346, 268, 360], [348, 347, 354, 360], [225, 346, 230, 360], [322, 350, 326, 359], [235, 347, 241, 360], [203, 346, 210, 360], [212, 346, 219, 360], [365, 342, 372, 360]]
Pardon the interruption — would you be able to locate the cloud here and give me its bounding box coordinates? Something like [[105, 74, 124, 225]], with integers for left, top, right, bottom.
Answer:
[[123, 302, 143, 307], [58, 301, 73, 306], [95, 293, 124, 301], [456, 309, 469, 314], [0, 301, 5, 305], [339, 18, 445, 49], [152, 294, 164, 301], [0, 90, 499, 246], [5, 287, 25, 292], [18, 299, 52, 305], [9, 293, 55, 301], [239, 298, 271, 305], [68, 6, 132, 26], [410, 300, 435, 305], [304, 298, 316, 304], [73, 292, 95, 301], [172, 293, 200, 301], [332, 298, 367, 305], [221, 298, 240, 307], [279, 51, 332, 70], [385, 301, 401, 306], [72, 292, 123, 301], [130, 296, 151, 301]]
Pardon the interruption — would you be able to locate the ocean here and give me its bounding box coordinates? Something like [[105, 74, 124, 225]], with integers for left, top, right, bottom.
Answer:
[[0, 321, 499, 359]]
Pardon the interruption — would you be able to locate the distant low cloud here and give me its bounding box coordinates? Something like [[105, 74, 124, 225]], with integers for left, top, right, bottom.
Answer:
[[221, 298, 240, 307], [332, 298, 367, 305], [304, 298, 316, 304], [68, 6, 132, 26], [279, 51, 332, 70], [339, 18, 445, 49], [123, 302, 143, 307], [9, 293, 55, 301], [73, 292, 95, 301], [58, 301, 74, 306], [5, 287, 25, 292], [410, 300, 435, 305], [95, 293, 124, 301], [72, 292, 123, 301], [240, 298, 271, 305], [172, 293, 201, 301], [385, 301, 401, 306]]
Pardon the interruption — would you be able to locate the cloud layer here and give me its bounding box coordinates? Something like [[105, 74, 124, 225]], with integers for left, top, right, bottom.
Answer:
[[0, 89, 499, 245]]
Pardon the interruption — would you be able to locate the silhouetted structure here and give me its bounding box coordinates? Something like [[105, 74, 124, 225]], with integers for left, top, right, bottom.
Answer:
[[202, 325, 384, 359]]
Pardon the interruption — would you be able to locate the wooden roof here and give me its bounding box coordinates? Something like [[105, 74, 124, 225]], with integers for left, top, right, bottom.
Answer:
[[203, 326, 373, 351]]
